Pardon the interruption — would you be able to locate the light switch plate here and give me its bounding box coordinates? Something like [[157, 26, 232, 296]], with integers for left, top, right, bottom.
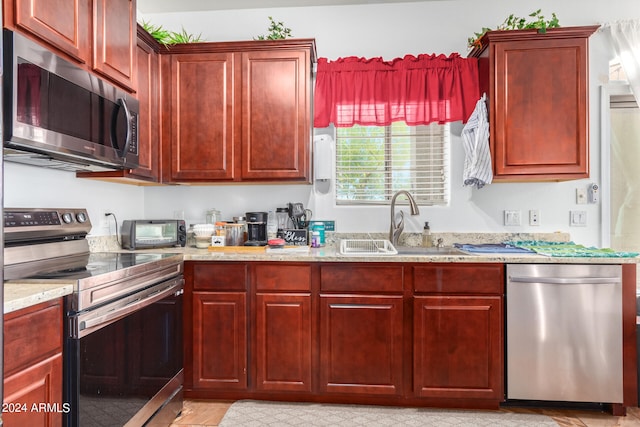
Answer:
[[570, 210, 587, 227], [504, 210, 521, 226]]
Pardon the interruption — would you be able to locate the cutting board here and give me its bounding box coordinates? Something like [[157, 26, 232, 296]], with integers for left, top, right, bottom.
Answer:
[[208, 246, 266, 253]]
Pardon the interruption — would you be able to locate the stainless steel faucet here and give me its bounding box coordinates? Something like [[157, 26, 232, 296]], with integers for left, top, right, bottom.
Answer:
[[389, 190, 420, 246]]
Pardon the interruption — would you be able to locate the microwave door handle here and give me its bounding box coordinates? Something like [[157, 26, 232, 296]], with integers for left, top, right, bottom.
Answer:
[[110, 98, 132, 160]]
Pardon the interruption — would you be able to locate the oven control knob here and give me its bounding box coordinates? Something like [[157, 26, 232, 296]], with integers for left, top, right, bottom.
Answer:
[[61, 213, 74, 224], [76, 212, 87, 223]]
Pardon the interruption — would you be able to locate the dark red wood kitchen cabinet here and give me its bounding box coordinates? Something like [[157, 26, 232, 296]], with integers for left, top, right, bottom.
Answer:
[[4, 299, 64, 427], [165, 51, 237, 181], [319, 265, 404, 396], [240, 49, 313, 181], [187, 263, 248, 391], [92, 0, 136, 90], [469, 26, 598, 181], [5, 0, 91, 63], [77, 26, 162, 184], [4, 0, 136, 92], [162, 39, 316, 183], [412, 264, 504, 402], [253, 264, 312, 392]]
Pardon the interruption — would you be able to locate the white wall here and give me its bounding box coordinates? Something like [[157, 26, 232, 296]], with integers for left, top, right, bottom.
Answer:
[[5, 0, 636, 244], [4, 163, 145, 236]]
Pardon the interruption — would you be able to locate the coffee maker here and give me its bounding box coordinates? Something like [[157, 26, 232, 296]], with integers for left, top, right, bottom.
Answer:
[[244, 212, 268, 246]]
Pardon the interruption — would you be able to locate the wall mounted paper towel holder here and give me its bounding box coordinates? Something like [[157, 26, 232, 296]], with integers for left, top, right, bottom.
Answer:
[[314, 134, 333, 182]]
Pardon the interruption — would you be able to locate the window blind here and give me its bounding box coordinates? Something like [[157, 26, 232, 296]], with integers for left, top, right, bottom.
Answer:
[[335, 122, 450, 205]]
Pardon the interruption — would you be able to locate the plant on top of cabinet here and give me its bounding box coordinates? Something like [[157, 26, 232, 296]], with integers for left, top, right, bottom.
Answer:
[[254, 16, 292, 40], [468, 9, 560, 49], [141, 20, 204, 45]]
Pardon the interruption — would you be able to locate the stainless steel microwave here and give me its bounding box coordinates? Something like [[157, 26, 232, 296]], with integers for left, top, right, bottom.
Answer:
[[2, 29, 139, 172], [121, 220, 187, 250]]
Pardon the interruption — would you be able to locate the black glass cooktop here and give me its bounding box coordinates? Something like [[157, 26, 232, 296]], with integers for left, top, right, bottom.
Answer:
[[18, 252, 182, 281]]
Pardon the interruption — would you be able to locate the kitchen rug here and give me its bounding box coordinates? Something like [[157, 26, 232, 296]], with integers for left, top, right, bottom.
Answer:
[[219, 400, 557, 426]]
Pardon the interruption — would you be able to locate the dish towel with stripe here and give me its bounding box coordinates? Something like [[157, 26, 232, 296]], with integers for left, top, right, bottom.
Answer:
[[461, 93, 492, 189]]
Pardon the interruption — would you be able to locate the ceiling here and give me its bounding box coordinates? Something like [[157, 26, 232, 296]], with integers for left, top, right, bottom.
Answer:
[[137, 0, 435, 14]]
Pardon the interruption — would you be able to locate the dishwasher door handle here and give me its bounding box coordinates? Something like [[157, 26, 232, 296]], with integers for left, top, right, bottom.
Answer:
[[510, 276, 622, 285]]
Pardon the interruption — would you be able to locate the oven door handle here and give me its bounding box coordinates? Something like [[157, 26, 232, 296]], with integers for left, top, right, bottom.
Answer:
[[78, 278, 183, 337]]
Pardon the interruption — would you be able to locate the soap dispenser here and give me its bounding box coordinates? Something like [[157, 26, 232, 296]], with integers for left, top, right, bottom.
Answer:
[[422, 222, 433, 247]]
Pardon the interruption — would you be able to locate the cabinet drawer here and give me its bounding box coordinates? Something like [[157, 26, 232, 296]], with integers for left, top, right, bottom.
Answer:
[[413, 264, 504, 294], [4, 299, 63, 376], [320, 265, 403, 293], [253, 264, 311, 291], [193, 263, 247, 291]]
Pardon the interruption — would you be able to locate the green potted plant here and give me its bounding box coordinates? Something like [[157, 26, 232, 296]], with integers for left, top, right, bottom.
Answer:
[[468, 9, 560, 49]]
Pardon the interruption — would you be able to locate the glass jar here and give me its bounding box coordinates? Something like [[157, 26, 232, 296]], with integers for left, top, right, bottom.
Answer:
[[186, 224, 196, 247], [205, 209, 221, 224]]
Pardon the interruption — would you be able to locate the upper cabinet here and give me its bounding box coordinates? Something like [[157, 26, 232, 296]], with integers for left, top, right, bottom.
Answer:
[[4, 0, 136, 91], [469, 26, 599, 181], [77, 26, 162, 184], [162, 39, 317, 184]]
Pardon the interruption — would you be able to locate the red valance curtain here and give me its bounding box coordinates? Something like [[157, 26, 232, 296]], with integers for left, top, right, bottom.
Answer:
[[314, 54, 479, 128]]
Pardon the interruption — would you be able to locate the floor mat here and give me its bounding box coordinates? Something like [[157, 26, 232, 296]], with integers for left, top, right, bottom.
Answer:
[[219, 400, 558, 426]]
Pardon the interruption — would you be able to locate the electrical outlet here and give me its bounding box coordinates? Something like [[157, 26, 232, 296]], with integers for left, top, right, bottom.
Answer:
[[529, 209, 540, 226], [504, 210, 521, 226], [576, 187, 587, 204], [570, 210, 587, 227], [100, 209, 112, 229]]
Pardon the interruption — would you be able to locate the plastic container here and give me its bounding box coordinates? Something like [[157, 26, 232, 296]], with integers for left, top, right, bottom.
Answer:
[[267, 210, 278, 240], [312, 222, 325, 246], [422, 222, 433, 247], [311, 231, 321, 248]]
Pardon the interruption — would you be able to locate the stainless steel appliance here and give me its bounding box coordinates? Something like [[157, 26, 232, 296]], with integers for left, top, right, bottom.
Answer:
[[507, 264, 623, 403], [245, 211, 268, 246], [2, 30, 139, 172], [4, 208, 183, 427], [121, 219, 187, 250]]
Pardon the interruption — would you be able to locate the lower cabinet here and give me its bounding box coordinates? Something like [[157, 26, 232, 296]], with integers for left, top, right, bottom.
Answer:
[[4, 299, 64, 427], [184, 261, 504, 408], [413, 295, 503, 399], [189, 263, 248, 391], [412, 264, 505, 401], [192, 292, 248, 390], [319, 294, 403, 396], [254, 264, 312, 392]]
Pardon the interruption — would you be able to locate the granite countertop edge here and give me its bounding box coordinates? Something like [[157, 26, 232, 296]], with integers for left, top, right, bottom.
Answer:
[[8, 231, 639, 314]]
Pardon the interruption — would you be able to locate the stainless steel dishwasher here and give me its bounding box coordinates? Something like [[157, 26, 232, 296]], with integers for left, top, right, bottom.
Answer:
[[507, 264, 623, 403]]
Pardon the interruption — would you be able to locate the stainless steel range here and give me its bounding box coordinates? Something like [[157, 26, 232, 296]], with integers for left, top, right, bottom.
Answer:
[[4, 208, 184, 427]]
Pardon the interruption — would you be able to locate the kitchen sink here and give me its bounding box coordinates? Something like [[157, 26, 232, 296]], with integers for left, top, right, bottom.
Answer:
[[396, 246, 468, 256]]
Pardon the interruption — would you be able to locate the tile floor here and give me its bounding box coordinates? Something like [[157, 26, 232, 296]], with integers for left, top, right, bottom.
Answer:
[[171, 400, 640, 426]]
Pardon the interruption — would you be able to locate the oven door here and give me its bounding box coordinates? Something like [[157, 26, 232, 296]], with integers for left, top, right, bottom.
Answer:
[[64, 276, 184, 427]]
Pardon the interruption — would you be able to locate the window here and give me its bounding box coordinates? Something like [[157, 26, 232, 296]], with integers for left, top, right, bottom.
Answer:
[[335, 122, 450, 205]]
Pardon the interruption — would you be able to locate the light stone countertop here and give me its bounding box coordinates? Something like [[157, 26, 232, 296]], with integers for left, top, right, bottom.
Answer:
[[7, 231, 638, 314], [4, 280, 74, 314]]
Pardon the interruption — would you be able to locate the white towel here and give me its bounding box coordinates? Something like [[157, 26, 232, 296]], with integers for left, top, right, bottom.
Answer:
[[461, 94, 492, 189]]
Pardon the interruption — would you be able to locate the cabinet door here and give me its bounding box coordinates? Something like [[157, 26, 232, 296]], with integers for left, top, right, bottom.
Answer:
[[192, 292, 247, 390], [255, 293, 312, 392], [131, 35, 160, 181], [92, 0, 136, 90], [319, 295, 403, 395], [240, 49, 311, 181], [413, 296, 503, 400], [13, 0, 90, 63], [4, 354, 64, 427], [488, 29, 594, 180], [168, 53, 237, 181]]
